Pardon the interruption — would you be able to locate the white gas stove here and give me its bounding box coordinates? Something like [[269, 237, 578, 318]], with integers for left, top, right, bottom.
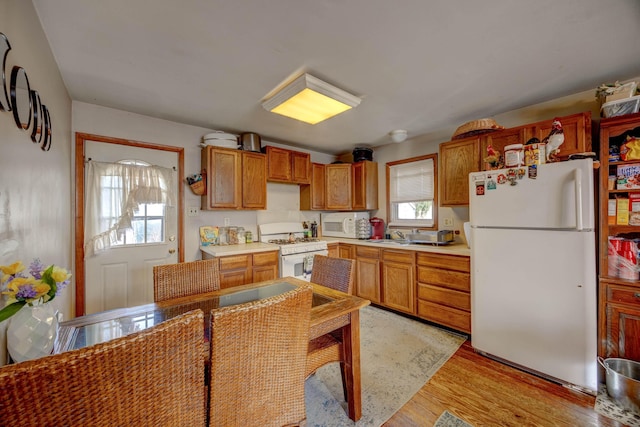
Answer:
[[258, 222, 328, 280]]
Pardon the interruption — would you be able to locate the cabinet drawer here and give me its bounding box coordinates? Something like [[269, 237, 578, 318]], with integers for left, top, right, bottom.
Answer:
[[219, 254, 251, 270], [417, 252, 469, 272], [252, 251, 278, 267], [418, 300, 470, 333], [356, 246, 381, 259], [607, 284, 640, 306], [382, 249, 414, 264], [417, 266, 470, 292], [418, 283, 470, 311]]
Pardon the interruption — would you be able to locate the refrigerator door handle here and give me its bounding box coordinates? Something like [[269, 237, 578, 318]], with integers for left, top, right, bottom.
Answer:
[[575, 167, 583, 231]]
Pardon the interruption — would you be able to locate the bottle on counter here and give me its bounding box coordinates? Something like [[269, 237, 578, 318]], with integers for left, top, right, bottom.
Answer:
[[245, 231, 253, 243], [310, 221, 318, 238]]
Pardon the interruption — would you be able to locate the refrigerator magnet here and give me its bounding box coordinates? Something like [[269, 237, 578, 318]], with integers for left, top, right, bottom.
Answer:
[[497, 173, 507, 185], [528, 165, 537, 179], [475, 180, 486, 196], [487, 176, 497, 190], [517, 168, 526, 179]]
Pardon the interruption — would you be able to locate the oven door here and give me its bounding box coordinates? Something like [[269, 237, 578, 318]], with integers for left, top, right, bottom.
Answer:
[[280, 250, 328, 281]]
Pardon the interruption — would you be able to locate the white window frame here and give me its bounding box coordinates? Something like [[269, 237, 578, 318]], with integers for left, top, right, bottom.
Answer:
[[386, 153, 438, 228]]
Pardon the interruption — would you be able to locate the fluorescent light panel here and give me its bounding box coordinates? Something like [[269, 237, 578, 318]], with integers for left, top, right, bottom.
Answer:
[[262, 73, 361, 125]]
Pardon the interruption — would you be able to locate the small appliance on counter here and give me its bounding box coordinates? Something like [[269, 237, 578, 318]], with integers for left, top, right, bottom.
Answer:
[[356, 217, 371, 239], [408, 230, 454, 245], [369, 217, 385, 240], [321, 212, 370, 238]]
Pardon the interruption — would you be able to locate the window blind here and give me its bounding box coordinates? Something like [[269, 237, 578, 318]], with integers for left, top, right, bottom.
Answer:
[[389, 158, 434, 202]]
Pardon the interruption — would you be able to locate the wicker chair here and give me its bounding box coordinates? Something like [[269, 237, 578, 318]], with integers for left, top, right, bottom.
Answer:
[[207, 284, 313, 427], [0, 310, 206, 427], [153, 258, 220, 302], [306, 254, 356, 402]]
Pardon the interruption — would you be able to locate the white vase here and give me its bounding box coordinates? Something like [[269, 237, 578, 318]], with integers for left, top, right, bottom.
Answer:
[[7, 303, 58, 363]]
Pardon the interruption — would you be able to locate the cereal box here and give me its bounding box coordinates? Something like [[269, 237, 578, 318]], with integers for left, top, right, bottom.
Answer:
[[616, 163, 640, 189]]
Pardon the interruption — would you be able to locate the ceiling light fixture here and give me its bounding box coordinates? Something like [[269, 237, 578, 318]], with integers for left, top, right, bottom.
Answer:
[[390, 129, 408, 143], [262, 73, 361, 125]]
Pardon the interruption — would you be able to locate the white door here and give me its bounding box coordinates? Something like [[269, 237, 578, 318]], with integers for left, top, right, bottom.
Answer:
[[84, 141, 179, 314]]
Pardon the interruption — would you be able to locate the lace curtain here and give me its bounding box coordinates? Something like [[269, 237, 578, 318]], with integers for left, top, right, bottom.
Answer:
[[84, 160, 176, 258]]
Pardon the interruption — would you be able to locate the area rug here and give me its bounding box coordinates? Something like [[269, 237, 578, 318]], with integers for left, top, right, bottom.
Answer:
[[305, 305, 466, 426], [594, 385, 640, 426], [433, 410, 473, 427]]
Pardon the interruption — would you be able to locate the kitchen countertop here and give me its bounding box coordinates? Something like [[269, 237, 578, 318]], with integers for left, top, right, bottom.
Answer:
[[321, 237, 471, 257], [200, 238, 470, 258], [200, 242, 279, 257]]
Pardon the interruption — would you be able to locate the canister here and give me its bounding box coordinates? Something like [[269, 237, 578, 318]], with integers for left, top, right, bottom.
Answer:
[[524, 143, 546, 166], [504, 144, 524, 167]]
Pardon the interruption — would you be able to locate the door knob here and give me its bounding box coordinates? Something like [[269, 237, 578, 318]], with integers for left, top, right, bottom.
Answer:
[[169, 236, 176, 242], [169, 249, 176, 254]]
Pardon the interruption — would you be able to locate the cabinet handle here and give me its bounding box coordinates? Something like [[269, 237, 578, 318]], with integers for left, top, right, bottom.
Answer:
[[635, 292, 640, 299]]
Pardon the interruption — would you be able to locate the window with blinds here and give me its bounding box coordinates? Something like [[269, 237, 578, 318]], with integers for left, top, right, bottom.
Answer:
[[387, 154, 437, 227]]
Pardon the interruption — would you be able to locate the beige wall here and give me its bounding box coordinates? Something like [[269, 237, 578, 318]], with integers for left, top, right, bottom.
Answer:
[[0, 0, 72, 365]]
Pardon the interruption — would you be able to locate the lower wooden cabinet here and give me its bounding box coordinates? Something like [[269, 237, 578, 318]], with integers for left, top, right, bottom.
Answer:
[[381, 249, 415, 315], [416, 252, 471, 333], [335, 242, 471, 332], [203, 250, 279, 289], [355, 246, 381, 303], [327, 242, 339, 258], [599, 279, 640, 361]]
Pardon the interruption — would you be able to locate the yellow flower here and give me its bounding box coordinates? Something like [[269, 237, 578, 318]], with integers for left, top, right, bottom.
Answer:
[[2, 277, 51, 305], [50, 266, 71, 284], [0, 261, 25, 282]]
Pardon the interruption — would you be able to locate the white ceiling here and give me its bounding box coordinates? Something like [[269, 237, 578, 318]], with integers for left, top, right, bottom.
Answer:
[[32, 0, 640, 155]]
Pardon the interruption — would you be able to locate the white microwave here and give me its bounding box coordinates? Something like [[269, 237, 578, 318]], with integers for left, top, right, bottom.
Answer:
[[321, 212, 370, 238]]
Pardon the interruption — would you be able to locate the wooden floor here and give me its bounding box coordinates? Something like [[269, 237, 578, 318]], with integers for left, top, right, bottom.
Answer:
[[383, 341, 620, 427]]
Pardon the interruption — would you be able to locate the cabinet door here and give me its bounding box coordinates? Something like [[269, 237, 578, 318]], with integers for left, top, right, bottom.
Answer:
[[326, 164, 352, 210], [381, 257, 415, 314], [338, 243, 355, 259], [300, 163, 325, 210], [352, 161, 378, 210], [356, 257, 380, 303], [202, 147, 242, 209], [439, 137, 481, 206], [265, 146, 292, 182], [242, 152, 267, 209], [607, 303, 640, 360], [327, 242, 339, 258], [532, 111, 591, 160], [292, 151, 311, 184], [481, 127, 530, 170]]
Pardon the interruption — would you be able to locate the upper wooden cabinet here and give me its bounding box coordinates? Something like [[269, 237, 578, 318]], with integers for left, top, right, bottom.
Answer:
[[439, 136, 481, 206], [440, 111, 592, 206], [325, 163, 353, 210], [310, 161, 378, 211], [241, 151, 267, 209], [531, 111, 592, 161], [201, 146, 266, 210], [300, 162, 326, 210], [291, 151, 311, 184], [265, 146, 311, 184], [352, 161, 378, 210]]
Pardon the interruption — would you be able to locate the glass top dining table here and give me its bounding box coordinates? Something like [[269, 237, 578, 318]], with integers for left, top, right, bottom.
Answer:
[[55, 276, 369, 422]]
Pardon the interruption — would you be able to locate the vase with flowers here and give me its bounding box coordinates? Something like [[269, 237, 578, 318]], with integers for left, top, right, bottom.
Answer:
[[0, 259, 71, 362]]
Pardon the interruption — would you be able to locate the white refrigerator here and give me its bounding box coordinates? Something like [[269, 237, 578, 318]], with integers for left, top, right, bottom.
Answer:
[[468, 158, 597, 393]]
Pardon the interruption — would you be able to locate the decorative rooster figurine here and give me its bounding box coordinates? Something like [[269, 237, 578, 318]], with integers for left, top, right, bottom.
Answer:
[[543, 119, 564, 162], [483, 143, 502, 169]]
